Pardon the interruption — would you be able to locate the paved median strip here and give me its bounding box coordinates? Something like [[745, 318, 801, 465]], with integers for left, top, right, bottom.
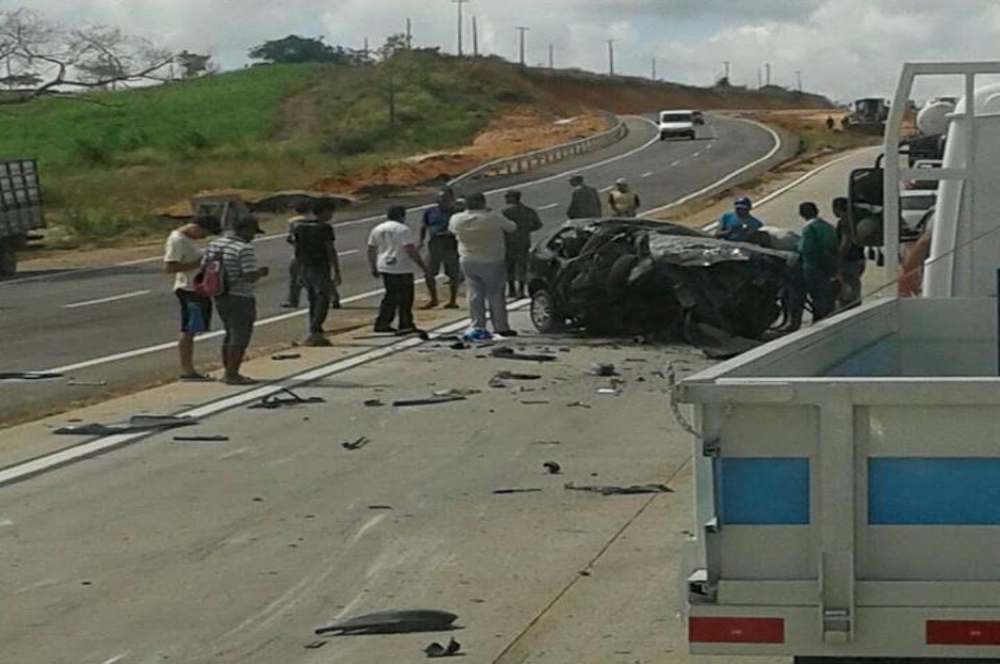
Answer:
[[0, 301, 530, 488]]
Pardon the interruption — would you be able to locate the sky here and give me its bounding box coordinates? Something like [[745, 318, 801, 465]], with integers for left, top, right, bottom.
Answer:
[[12, 0, 1000, 101]]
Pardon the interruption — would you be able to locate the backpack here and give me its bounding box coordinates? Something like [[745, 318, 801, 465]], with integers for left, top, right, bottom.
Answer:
[[193, 246, 227, 298]]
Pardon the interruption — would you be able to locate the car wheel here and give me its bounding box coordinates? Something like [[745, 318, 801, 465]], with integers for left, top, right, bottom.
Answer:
[[530, 289, 564, 333], [660, 133, 667, 141], [688, 132, 696, 140], [0, 243, 16, 277]]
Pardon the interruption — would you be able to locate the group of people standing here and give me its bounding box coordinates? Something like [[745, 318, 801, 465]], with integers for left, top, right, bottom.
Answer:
[[714, 195, 866, 331], [163, 185, 550, 385], [366, 187, 543, 341]]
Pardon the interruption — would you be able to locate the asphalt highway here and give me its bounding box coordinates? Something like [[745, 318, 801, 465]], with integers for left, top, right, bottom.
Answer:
[[0, 113, 789, 422]]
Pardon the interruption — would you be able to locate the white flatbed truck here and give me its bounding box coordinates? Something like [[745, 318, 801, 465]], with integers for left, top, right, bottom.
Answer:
[[679, 62, 1000, 662]]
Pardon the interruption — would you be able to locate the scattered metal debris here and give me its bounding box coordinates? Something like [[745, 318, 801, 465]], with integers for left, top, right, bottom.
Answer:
[[543, 461, 562, 475], [433, 388, 482, 398], [272, 353, 302, 361], [532, 440, 561, 446], [342, 436, 371, 451], [315, 610, 458, 636], [564, 482, 673, 496], [248, 388, 325, 410], [54, 415, 198, 436], [591, 363, 618, 377], [449, 341, 469, 350], [495, 370, 542, 381], [66, 380, 108, 387], [304, 640, 328, 650], [364, 399, 385, 407], [173, 435, 231, 443], [493, 488, 543, 495], [0, 372, 63, 381], [597, 388, 622, 396], [490, 347, 557, 363], [520, 399, 550, 405], [567, 401, 592, 409], [424, 638, 463, 658], [368, 505, 393, 510], [393, 396, 467, 407]]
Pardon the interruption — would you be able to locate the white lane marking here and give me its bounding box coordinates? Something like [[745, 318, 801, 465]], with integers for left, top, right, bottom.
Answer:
[[670, 160, 682, 167], [0, 518, 13, 528], [347, 514, 387, 548], [538, 203, 559, 211], [0, 303, 529, 488], [43, 285, 387, 374], [692, 152, 702, 158], [2, 117, 662, 289], [641, 118, 783, 218], [641, 171, 654, 178], [64, 290, 151, 310], [599, 186, 614, 193], [705, 142, 715, 151], [101, 653, 131, 664]]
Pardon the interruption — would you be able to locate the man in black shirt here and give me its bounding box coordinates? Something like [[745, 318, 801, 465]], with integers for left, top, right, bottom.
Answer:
[[290, 200, 342, 346]]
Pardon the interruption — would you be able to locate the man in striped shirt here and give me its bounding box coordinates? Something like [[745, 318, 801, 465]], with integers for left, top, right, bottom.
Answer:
[[206, 216, 270, 386]]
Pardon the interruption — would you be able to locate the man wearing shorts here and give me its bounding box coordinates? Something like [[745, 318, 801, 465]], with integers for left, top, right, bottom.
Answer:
[[164, 214, 220, 381], [206, 216, 270, 386], [420, 187, 461, 309]]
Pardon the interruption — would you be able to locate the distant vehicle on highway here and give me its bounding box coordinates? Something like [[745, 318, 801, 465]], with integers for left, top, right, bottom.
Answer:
[[900, 188, 937, 233], [658, 110, 698, 141]]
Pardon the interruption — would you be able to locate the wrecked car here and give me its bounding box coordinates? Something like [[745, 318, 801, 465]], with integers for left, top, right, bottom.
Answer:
[[527, 218, 795, 342]]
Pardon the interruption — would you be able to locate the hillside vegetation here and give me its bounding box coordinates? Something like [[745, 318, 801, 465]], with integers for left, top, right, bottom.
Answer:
[[0, 51, 832, 247]]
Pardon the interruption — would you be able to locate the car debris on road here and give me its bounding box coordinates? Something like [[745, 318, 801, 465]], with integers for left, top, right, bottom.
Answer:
[[527, 218, 794, 355], [564, 481, 672, 496], [248, 388, 325, 410], [54, 415, 199, 436], [424, 637, 463, 658], [314, 609, 459, 636]]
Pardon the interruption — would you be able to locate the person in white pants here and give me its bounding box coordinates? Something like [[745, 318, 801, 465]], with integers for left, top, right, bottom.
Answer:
[[449, 192, 517, 339]]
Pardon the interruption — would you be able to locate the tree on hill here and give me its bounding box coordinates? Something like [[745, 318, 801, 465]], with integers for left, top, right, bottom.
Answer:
[[0, 8, 174, 102], [176, 50, 215, 79], [249, 35, 364, 65]]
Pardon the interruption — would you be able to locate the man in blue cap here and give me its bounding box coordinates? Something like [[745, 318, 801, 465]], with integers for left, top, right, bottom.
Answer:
[[716, 196, 764, 242]]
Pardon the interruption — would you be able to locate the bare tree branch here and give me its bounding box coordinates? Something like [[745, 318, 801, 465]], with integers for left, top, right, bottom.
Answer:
[[0, 9, 175, 104]]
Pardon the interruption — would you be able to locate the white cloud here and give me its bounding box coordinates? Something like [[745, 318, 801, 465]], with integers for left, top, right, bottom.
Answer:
[[12, 0, 1000, 100]]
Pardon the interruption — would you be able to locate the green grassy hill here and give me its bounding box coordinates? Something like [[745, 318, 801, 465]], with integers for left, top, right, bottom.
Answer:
[[0, 52, 832, 247]]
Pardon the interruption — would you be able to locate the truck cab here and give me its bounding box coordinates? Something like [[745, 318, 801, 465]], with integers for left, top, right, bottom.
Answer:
[[679, 62, 1000, 663]]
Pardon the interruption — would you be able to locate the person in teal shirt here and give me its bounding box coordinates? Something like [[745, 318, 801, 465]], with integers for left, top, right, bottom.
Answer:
[[796, 201, 839, 321], [716, 196, 763, 242]]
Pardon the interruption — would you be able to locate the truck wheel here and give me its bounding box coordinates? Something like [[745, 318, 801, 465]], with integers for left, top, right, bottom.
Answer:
[[530, 289, 564, 333], [0, 243, 16, 277]]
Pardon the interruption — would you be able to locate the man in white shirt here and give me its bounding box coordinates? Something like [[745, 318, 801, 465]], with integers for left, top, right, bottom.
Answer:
[[449, 192, 517, 338], [163, 214, 220, 382], [367, 206, 428, 333]]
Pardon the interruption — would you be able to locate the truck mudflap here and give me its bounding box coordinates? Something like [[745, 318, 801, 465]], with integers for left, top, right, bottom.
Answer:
[[680, 297, 1000, 660]]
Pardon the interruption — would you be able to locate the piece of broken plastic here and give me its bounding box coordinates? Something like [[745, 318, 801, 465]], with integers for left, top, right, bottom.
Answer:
[[54, 415, 198, 436], [564, 481, 672, 496], [315, 609, 458, 636]]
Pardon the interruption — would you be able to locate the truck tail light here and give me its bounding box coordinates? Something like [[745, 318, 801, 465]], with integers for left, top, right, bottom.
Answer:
[[928, 620, 1000, 645], [689, 617, 785, 644]]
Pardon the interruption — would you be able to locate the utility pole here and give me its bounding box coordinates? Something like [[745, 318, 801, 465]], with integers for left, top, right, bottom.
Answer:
[[723, 60, 731, 81], [472, 16, 479, 57], [606, 39, 615, 76], [363, 38, 370, 60], [651, 57, 657, 81], [757, 66, 762, 89], [549, 43, 555, 70], [765, 62, 771, 87], [452, 0, 469, 56], [516, 26, 530, 67], [796, 70, 803, 92], [406, 18, 412, 49]]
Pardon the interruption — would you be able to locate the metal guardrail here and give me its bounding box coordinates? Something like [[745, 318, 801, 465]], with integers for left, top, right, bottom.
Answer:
[[448, 113, 628, 188]]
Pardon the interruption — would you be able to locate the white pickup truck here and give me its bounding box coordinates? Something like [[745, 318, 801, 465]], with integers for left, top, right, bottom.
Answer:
[[680, 61, 1000, 662]]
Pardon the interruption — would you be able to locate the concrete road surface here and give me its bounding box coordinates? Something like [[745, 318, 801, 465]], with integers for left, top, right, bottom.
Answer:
[[0, 150, 865, 664], [0, 113, 790, 423]]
